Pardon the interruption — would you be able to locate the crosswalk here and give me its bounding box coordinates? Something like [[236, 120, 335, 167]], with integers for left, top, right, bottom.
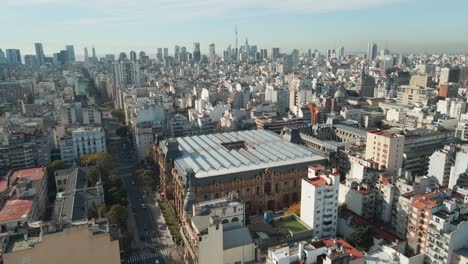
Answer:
[[126, 248, 170, 264]]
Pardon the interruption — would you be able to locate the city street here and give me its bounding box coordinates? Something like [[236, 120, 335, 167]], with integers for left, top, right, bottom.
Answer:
[[104, 119, 179, 262]]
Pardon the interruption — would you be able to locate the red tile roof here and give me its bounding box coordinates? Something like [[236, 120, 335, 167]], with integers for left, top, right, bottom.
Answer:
[[341, 209, 401, 243], [0, 200, 32, 223], [323, 238, 364, 259], [0, 180, 8, 193], [305, 177, 327, 187], [11, 167, 45, 183]]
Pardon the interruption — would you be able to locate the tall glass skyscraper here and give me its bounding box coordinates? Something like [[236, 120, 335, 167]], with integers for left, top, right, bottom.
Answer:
[[35, 43, 45, 65]]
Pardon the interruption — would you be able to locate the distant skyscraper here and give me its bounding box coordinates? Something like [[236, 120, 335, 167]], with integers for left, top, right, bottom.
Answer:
[[139, 51, 147, 63], [0, 49, 6, 63], [129, 50, 137, 62], [163, 48, 168, 58], [193, 42, 201, 62], [34, 43, 45, 66], [92, 46, 97, 59], [84, 48, 89, 62], [65, 45, 75, 62], [209, 43, 216, 63], [174, 45, 180, 61], [338, 46, 345, 59], [157, 48, 163, 60], [260, 49, 268, 61], [271, 48, 280, 60], [180, 46, 187, 63], [250, 45, 257, 56], [327, 49, 332, 60], [367, 42, 378, 61], [244, 38, 249, 56], [118, 52, 127, 61], [6, 49, 21, 65]]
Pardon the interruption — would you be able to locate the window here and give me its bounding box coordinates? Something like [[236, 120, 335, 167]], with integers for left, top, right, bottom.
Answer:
[[264, 182, 271, 194]]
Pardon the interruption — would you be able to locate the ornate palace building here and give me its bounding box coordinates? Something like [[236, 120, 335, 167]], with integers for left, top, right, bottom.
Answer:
[[153, 129, 326, 216]]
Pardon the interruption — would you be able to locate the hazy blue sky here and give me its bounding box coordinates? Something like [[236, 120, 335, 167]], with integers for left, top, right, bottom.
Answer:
[[2, 0, 467, 56]]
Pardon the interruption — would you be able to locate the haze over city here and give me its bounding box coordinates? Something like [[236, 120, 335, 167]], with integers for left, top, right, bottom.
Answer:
[[3, 0, 468, 54]]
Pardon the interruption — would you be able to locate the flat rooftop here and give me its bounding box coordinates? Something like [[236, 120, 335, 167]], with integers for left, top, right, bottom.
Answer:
[[11, 167, 45, 182], [0, 199, 32, 223], [163, 129, 325, 179]]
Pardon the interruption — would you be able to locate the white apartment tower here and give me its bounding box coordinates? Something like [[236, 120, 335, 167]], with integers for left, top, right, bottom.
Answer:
[[300, 166, 340, 239], [112, 60, 141, 87]]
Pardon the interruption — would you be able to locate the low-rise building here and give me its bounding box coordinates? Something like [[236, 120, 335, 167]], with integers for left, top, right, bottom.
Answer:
[[2, 218, 120, 264], [5, 167, 48, 221], [180, 193, 255, 264], [267, 238, 364, 264], [53, 166, 105, 224], [59, 126, 107, 165], [154, 129, 326, 216]]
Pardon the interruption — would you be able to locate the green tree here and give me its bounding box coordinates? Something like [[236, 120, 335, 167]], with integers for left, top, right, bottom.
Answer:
[[48, 160, 65, 171], [136, 169, 157, 191], [348, 225, 374, 251], [80, 152, 114, 168], [106, 204, 127, 227], [96, 204, 108, 218], [86, 167, 101, 186], [105, 183, 128, 206]]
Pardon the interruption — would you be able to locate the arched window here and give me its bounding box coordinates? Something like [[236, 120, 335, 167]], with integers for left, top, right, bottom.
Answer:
[[264, 182, 271, 194], [231, 217, 239, 222], [275, 183, 280, 193], [222, 219, 229, 224]]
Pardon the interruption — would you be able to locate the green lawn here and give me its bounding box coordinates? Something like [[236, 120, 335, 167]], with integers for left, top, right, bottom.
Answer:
[[273, 217, 308, 234], [158, 200, 182, 244]]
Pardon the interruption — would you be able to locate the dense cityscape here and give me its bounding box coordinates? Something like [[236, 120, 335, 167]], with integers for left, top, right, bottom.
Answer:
[[0, 27, 468, 264]]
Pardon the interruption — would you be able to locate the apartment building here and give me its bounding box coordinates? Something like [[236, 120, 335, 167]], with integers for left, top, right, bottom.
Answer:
[[364, 130, 405, 176], [301, 166, 340, 239]]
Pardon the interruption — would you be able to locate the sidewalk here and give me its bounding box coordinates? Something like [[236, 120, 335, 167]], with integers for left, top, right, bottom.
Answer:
[[149, 194, 174, 246]]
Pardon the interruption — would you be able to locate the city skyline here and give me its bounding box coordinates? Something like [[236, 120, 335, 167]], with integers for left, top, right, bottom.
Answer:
[[2, 0, 468, 55]]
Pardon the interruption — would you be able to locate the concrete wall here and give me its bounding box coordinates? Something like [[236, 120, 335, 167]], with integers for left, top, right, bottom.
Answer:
[[223, 243, 256, 264]]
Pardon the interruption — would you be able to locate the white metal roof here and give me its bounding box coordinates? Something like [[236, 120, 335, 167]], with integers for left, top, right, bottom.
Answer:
[[171, 129, 325, 178]]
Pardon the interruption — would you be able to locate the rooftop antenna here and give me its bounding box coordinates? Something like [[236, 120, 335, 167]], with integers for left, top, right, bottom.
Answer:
[[235, 24, 238, 61]]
